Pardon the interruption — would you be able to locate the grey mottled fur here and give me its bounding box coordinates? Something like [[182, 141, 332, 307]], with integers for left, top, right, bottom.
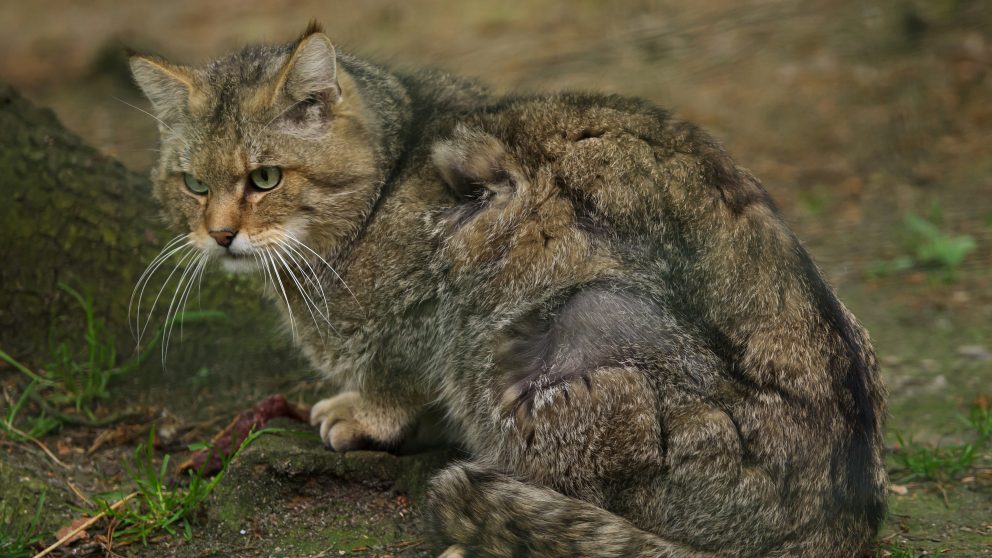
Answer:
[[131, 24, 886, 558]]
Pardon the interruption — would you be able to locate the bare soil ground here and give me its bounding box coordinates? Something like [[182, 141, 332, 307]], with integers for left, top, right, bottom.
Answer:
[[1, 0, 990, 556]]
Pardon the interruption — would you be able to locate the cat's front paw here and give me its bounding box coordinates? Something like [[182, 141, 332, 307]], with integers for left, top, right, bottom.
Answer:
[[309, 391, 412, 452]]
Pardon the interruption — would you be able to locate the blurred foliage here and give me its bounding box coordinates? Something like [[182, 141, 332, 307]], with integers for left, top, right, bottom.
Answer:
[[867, 206, 976, 280]]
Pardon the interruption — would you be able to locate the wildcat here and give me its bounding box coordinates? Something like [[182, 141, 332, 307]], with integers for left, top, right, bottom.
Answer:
[[129, 22, 886, 557]]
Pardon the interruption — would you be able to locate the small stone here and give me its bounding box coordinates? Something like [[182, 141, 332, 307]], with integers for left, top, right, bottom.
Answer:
[[889, 484, 909, 495], [958, 345, 992, 361], [880, 355, 902, 367]]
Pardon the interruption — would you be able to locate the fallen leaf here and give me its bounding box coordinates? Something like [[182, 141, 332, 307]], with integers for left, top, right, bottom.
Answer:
[[889, 484, 909, 495], [54, 516, 91, 545], [55, 439, 73, 456], [88, 423, 147, 454], [973, 394, 990, 411]]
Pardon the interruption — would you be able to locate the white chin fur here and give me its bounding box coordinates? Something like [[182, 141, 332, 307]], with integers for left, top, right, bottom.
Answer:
[[219, 255, 258, 274]]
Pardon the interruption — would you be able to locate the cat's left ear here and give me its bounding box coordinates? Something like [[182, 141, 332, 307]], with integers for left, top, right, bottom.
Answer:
[[128, 53, 201, 120], [270, 27, 341, 106]]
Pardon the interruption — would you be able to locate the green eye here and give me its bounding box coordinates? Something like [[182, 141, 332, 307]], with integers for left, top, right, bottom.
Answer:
[[249, 166, 282, 190], [183, 173, 208, 194]]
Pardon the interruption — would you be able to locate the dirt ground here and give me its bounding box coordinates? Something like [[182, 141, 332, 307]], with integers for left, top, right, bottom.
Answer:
[[1, 0, 990, 556]]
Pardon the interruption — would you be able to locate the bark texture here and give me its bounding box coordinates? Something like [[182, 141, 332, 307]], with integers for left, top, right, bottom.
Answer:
[[0, 82, 165, 357], [0, 82, 294, 373]]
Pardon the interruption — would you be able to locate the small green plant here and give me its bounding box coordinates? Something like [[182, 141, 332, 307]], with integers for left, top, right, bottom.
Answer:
[[799, 187, 830, 217], [0, 284, 222, 439], [43, 284, 119, 413], [91, 426, 277, 545], [903, 213, 975, 270], [1, 379, 59, 441], [960, 400, 991, 441], [867, 209, 976, 279], [0, 492, 46, 558], [892, 433, 976, 482]]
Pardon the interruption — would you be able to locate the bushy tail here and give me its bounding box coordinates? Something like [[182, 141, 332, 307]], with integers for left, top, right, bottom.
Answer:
[[427, 462, 713, 558]]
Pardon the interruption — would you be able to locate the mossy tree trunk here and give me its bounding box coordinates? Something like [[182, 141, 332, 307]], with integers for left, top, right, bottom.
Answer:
[[0, 83, 297, 375], [0, 82, 167, 360]]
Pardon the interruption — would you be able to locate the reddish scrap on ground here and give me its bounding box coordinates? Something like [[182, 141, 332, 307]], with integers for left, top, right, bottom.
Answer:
[[178, 394, 309, 476]]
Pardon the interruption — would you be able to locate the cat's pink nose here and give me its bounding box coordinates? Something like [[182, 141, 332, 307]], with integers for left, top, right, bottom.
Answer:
[[209, 229, 237, 247]]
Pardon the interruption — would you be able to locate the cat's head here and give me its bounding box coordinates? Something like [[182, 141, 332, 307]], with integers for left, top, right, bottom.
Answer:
[[129, 23, 381, 273]]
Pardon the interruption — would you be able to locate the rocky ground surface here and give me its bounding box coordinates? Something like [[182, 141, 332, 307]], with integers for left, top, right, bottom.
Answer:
[[1, 1, 990, 556]]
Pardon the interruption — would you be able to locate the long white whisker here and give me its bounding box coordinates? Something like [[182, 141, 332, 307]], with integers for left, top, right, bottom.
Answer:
[[252, 251, 269, 291], [161, 251, 203, 366], [275, 238, 330, 320], [278, 244, 338, 337], [267, 252, 298, 343], [129, 235, 188, 338], [170, 252, 201, 348], [178, 253, 209, 340], [139, 246, 196, 345], [284, 234, 364, 313], [273, 246, 328, 342], [273, 245, 325, 321], [322, 189, 361, 198], [195, 251, 209, 310], [113, 97, 191, 151], [259, 98, 306, 134]]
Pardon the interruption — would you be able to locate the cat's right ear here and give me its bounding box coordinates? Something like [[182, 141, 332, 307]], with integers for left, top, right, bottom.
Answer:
[[128, 53, 200, 119], [268, 29, 341, 107]]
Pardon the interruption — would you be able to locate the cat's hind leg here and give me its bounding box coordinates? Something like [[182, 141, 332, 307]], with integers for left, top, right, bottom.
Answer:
[[427, 461, 715, 558], [427, 365, 712, 557]]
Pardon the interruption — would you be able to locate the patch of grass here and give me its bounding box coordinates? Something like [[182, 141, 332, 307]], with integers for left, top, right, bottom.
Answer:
[[891, 399, 990, 483], [0, 492, 46, 558], [799, 187, 831, 217], [0, 283, 222, 439], [90, 427, 280, 545], [866, 256, 916, 278], [49, 284, 119, 412], [1, 379, 59, 441], [892, 434, 976, 483], [867, 209, 976, 279], [960, 399, 991, 441], [903, 213, 975, 271], [876, 541, 943, 557]]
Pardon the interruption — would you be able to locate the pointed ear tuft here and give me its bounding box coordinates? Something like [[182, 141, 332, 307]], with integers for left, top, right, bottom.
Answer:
[[128, 54, 198, 119], [299, 19, 324, 41], [271, 32, 340, 105]]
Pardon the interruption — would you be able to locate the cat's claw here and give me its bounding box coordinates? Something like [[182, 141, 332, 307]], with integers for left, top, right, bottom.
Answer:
[[311, 392, 371, 451], [310, 391, 407, 452]]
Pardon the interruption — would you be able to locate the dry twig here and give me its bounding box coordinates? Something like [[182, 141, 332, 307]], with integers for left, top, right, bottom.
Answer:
[[0, 420, 68, 469], [32, 492, 138, 558]]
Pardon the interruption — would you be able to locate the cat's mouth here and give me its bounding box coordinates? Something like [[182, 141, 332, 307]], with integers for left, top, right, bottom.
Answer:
[[217, 246, 261, 273]]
